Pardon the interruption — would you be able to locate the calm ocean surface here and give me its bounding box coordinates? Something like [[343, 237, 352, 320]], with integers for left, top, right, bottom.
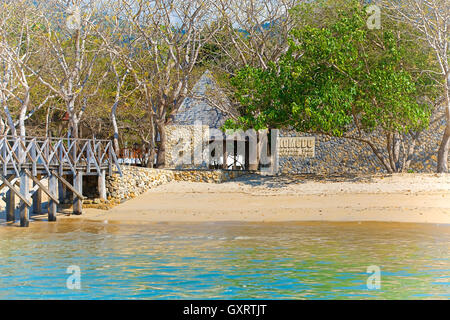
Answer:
[[0, 220, 449, 299]]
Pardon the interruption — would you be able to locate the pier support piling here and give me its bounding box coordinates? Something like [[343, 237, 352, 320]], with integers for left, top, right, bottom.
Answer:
[[98, 170, 106, 200], [6, 189, 15, 223], [48, 173, 57, 222], [58, 177, 67, 204], [73, 171, 83, 215], [19, 171, 30, 227], [32, 174, 42, 215]]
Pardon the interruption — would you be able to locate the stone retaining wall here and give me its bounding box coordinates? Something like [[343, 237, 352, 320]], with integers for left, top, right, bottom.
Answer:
[[106, 166, 246, 202], [161, 116, 448, 175], [278, 116, 449, 175]]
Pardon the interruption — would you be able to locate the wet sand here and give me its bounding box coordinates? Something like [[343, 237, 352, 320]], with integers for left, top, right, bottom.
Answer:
[[59, 174, 450, 225]]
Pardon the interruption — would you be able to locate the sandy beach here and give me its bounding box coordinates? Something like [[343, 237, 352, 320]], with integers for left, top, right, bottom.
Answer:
[[54, 173, 450, 225]]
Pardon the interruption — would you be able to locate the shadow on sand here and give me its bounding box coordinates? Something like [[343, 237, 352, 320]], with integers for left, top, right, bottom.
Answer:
[[228, 173, 387, 189]]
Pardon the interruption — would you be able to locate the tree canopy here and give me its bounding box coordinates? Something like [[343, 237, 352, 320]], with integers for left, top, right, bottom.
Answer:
[[226, 0, 439, 172]]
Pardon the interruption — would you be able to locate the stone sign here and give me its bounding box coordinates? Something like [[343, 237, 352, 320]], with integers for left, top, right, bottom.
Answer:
[[278, 137, 315, 158]]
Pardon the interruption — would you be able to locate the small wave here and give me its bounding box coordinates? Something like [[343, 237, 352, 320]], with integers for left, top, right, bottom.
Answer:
[[234, 236, 252, 240]]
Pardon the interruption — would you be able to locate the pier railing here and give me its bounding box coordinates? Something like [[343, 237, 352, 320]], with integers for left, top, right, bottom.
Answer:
[[0, 135, 122, 227], [0, 136, 122, 177]]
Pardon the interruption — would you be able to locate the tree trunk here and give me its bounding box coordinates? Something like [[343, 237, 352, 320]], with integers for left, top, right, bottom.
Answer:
[[0, 117, 5, 135], [437, 116, 450, 173], [18, 91, 30, 138], [437, 81, 450, 173], [70, 118, 79, 139], [18, 108, 27, 138], [45, 105, 51, 138], [387, 133, 397, 173], [3, 105, 16, 137], [156, 120, 166, 168], [146, 143, 156, 168], [402, 131, 420, 172], [365, 140, 394, 174], [393, 133, 400, 165], [67, 99, 79, 139], [111, 105, 120, 155]]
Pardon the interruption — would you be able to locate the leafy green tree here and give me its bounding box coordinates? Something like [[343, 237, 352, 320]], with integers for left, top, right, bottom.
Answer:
[[227, 0, 437, 173]]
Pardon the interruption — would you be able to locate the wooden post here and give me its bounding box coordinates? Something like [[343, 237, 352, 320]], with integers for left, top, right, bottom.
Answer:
[[6, 189, 15, 223], [73, 171, 83, 215], [58, 178, 67, 204], [19, 170, 30, 227], [48, 173, 57, 222], [32, 174, 42, 215], [98, 170, 107, 200]]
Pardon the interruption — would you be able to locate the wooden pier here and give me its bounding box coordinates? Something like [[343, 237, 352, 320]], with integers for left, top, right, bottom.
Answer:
[[0, 136, 121, 227]]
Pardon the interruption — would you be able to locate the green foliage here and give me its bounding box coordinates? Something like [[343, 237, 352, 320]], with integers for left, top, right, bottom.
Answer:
[[227, 0, 434, 139]]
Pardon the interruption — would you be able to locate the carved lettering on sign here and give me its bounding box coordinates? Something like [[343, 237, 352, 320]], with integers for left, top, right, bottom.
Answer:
[[278, 137, 315, 158]]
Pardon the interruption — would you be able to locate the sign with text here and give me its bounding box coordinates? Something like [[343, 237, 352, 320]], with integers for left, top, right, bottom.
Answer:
[[278, 137, 315, 158]]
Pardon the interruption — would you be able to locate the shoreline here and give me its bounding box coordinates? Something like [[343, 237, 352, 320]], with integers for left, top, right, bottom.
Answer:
[[61, 174, 450, 225], [64, 193, 449, 225], [1, 173, 450, 226]]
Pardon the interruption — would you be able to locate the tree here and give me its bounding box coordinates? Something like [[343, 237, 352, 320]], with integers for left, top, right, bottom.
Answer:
[[381, 0, 450, 172], [210, 0, 297, 73], [0, 0, 54, 137], [228, 0, 436, 173], [28, 0, 110, 139], [121, 0, 223, 167], [94, 8, 132, 154], [97, 1, 159, 166]]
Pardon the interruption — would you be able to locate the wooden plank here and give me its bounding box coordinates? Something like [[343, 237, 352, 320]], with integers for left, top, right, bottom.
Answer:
[[87, 142, 101, 174], [36, 139, 50, 173], [48, 173, 57, 222], [18, 139, 35, 165], [34, 144, 51, 175], [31, 140, 37, 176], [89, 142, 102, 172], [72, 140, 78, 166], [4, 140, 20, 177], [51, 171, 85, 200], [24, 170, 60, 205], [0, 175, 17, 191], [109, 143, 122, 176], [19, 170, 30, 227], [47, 140, 61, 167], [1, 140, 6, 176], [60, 142, 76, 173], [0, 175, 32, 207], [6, 139, 21, 165]]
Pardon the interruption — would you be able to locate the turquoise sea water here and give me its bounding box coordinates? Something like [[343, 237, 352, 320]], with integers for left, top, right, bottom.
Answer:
[[0, 220, 449, 299]]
